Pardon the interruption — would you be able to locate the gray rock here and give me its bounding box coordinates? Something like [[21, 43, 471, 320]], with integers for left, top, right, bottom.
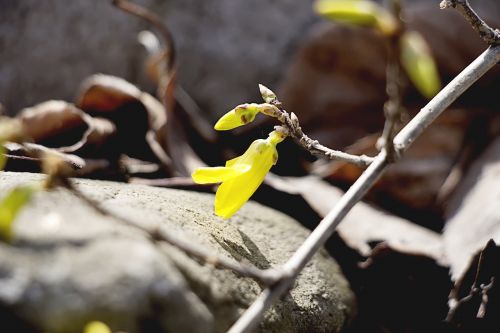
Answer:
[[0, 172, 356, 333], [0, 0, 316, 119]]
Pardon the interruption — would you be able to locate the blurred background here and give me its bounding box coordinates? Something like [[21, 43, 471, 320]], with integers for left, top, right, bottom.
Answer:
[[1, 0, 500, 233], [2, 1, 500, 332]]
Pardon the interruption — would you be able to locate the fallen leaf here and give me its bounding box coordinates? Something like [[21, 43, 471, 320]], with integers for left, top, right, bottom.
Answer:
[[444, 138, 500, 280], [18, 100, 116, 154], [77, 74, 170, 167], [265, 174, 445, 262]]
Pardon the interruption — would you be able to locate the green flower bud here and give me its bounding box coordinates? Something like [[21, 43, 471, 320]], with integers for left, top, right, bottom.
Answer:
[[314, 0, 399, 36], [400, 30, 441, 99]]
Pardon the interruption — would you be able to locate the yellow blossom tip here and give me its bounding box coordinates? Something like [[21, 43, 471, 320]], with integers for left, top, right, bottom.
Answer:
[[214, 104, 260, 131], [191, 165, 250, 184], [268, 130, 286, 145]]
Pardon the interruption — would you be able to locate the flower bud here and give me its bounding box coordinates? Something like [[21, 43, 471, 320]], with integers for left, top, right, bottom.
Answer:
[[314, 0, 399, 36], [400, 30, 441, 99], [214, 103, 261, 131]]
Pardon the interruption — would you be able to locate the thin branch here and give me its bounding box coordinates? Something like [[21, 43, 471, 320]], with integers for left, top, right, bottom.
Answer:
[[440, 0, 500, 45], [229, 152, 388, 333], [259, 86, 375, 167], [112, 0, 175, 71], [229, 43, 500, 333], [393, 44, 500, 153], [378, 0, 404, 160], [129, 176, 197, 187], [62, 178, 281, 286]]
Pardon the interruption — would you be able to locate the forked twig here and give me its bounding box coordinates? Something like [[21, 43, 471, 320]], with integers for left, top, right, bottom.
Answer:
[[440, 0, 500, 45], [259, 88, 375, 167]]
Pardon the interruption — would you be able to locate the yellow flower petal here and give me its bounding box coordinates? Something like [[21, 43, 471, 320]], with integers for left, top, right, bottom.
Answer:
[[225, 156, 240, 168], [193, 130, 285, 218], [192, 165, 249, 184], [214, 140, 277, 218]]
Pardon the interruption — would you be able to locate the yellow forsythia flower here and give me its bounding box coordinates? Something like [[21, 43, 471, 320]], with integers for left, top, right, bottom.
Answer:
[[192, 130, 285, 218]]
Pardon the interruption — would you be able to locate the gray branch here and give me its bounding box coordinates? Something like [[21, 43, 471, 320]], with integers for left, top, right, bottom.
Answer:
[[440, 0, 500, 45], [258, 85, 375, 167], [393, 45, 500, 152], [228, 43, 500, 333]]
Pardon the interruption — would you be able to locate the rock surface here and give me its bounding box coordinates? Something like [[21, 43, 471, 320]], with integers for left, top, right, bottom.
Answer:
[[0, 171, 356, 333]]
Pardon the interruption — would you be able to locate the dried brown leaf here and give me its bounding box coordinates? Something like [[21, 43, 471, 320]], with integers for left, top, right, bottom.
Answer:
[[265, 174, 445, 261], [444, 138, 500, 281], [18, 100, 116, 154], [76, 74, 171, 168]]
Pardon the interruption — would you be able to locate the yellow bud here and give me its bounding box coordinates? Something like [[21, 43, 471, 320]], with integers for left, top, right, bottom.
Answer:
[[259, 84, 278, 104], [314, 0, 398, 35], [214, 103, 261, 131], [400, 30, 441, 99]]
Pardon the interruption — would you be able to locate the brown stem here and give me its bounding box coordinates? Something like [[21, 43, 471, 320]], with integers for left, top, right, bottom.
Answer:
[[378, 0, 404, 160], [440, 0, 500, 45], [112, 0, 175, 71]]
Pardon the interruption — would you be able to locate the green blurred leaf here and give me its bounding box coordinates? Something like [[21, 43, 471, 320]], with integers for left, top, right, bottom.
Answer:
[[0, 186, 36, 242], [314, 0, 398, 35], [0, 144, 5, 171], [400, 30, 441, 99], [84, 321, 112, 333]]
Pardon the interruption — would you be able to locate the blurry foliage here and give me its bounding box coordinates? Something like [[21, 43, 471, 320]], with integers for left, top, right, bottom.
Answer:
[[0, 185, 37, 242], [400, 30, 441, 98], [315, 0, 441, 99], [84, 321, 112, 333], [314, 0, 398, 35]]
